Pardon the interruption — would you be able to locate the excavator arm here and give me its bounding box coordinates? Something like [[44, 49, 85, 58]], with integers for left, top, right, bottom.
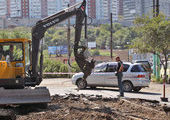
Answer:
[[30, 0, 94, 86]]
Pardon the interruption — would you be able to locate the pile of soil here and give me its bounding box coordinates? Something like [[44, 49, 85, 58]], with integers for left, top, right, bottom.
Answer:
[[1, 94, 170, 120]]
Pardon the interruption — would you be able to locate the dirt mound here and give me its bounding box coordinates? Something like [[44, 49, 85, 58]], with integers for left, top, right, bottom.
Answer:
[[1, 94, 170, 120]]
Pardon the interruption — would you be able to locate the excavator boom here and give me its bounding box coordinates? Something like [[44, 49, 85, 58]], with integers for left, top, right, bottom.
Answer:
[[30, 0, 87, 86]]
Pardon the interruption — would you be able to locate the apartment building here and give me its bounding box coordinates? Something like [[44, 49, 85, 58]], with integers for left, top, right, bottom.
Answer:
[[0, 0, 7, 17], [96, 0, 109, 20], [87, 0, 96, 19], [21, 0, 29, 18], [29, 0, 41, 18], [41, 0, 47, 18], [118, 0, 123, 16], [123, 0, 170, 22], [0, 0, 170, 23], [10, 0, 22, 18], [110, 0, 119, 21]]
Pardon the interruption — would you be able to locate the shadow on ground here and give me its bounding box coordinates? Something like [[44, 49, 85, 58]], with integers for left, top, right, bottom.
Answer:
[[77, 87, 161, 96]]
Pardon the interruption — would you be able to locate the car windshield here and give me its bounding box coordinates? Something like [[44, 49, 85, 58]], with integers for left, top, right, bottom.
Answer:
[[94, 64, 107, 72]]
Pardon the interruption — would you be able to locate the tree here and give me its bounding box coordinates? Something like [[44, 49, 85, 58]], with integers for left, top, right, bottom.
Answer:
[[0, 31, 9, 39], [132, 14, 170, 82]]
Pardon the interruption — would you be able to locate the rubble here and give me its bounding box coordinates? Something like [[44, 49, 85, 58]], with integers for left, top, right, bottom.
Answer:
[[1, 94, 170, 120]]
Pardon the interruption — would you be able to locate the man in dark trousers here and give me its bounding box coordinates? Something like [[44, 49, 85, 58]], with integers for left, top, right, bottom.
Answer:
[[116, 56, 124, 97]]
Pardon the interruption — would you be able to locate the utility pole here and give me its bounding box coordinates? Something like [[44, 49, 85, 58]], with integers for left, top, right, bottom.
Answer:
[[84, 6, 88, 44], [110, 13, 113, 60], [156, 0, 159, 17], [153, 0, 156, 17], [153, 0, 168, 102], [155, 0, 160, 81], [67, 3, 71, 78]]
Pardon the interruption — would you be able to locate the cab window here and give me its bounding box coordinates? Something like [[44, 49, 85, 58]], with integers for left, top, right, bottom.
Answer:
[[0, 43, 23, 61], [25, 43, 30, 65]]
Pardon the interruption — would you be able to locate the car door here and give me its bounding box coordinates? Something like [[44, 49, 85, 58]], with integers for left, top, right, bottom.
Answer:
[[104, 64, 117, 86], [129, 64, 146, 86], [87, 63, 107, 85]]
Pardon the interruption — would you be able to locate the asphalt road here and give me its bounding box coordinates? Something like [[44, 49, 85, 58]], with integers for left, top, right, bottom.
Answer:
[[40, 78, 170, 104]]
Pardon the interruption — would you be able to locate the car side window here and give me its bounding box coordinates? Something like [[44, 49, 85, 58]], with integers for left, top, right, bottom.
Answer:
[[131, 65, 139, 72], [131, 65, 146, 72], [123, 64, 130, 72], [106, 65, 117, 72], [94, 64, 107, 72]]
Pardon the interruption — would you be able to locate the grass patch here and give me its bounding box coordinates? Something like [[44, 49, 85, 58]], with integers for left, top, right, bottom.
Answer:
[[151, 75, 163, 83], [89, 49, 115, 56]]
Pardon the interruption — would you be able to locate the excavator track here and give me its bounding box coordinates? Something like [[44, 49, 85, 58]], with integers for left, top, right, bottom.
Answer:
[[0, 87, 50, 105]]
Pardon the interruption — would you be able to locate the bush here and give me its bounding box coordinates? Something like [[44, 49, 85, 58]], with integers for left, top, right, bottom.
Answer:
[[43, 58, 61, 72], [43, 58, 62, 78], [42, 58, 82, 78], [92, 49, 100, 56], [151, 75, 163, 83], [71, 62, 81, 72], [59, 64, 68, 77]]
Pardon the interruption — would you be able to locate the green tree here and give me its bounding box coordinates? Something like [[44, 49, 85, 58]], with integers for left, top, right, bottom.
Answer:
[[132, 14, 170, 82], [0, 31, 9, 39]]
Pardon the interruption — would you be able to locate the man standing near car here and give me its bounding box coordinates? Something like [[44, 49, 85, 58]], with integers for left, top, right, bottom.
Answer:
[[116, 56, 124, 97]]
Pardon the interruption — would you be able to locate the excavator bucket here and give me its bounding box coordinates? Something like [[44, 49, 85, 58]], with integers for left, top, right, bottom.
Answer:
[[0, 87, 51, 105]]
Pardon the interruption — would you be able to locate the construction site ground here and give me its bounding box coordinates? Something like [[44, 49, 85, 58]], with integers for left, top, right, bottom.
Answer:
[[0, 78, 170, 120]]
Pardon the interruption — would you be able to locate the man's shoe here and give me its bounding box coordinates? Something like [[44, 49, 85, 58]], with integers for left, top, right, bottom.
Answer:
[[117, 95, 124, 98]]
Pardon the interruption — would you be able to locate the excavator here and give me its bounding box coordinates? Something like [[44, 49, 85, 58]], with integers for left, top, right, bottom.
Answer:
[[0, 0, 94, 105]]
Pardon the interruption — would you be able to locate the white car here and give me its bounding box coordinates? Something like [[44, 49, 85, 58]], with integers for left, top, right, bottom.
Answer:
[[72, 62, 151, 92]]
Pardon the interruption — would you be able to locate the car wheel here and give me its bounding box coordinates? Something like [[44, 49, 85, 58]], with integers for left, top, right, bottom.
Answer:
[[133, 87, 142, 92], [76, 79, 87, 89], [122, 81, 133, 92], [90, 86, 96, 89]]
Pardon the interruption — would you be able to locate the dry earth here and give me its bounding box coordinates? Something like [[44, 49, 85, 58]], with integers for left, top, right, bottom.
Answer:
[[1, 94, 170, 120]]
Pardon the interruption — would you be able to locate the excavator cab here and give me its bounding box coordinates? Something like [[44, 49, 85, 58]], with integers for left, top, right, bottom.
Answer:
[[0, 39, 31, 88]]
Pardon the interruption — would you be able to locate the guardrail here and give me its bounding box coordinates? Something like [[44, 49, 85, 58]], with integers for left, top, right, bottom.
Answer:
[[43, 72, 76, 75]]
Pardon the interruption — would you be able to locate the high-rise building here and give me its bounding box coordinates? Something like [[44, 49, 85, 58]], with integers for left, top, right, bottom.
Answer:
[[123, 0, 136, 21], [0, 0, 7, 18], [96, 0, 109, 20], [10, 0, 22, 18], [87, 0, 96, 19], [160, 0, 170, 18], [118, 0, 123, 17], [21, 0, 29, 18], [41, 0, 47, 18], [70, 0, 76, 6], [29, 0, 41, 18], [1, 0, 170, 23], [123, 0, 170, 22], [47, 0, 64, 16], [144, 0, 170, 18], [47, 0, 57, 16], [110, 0, 119, 21]]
